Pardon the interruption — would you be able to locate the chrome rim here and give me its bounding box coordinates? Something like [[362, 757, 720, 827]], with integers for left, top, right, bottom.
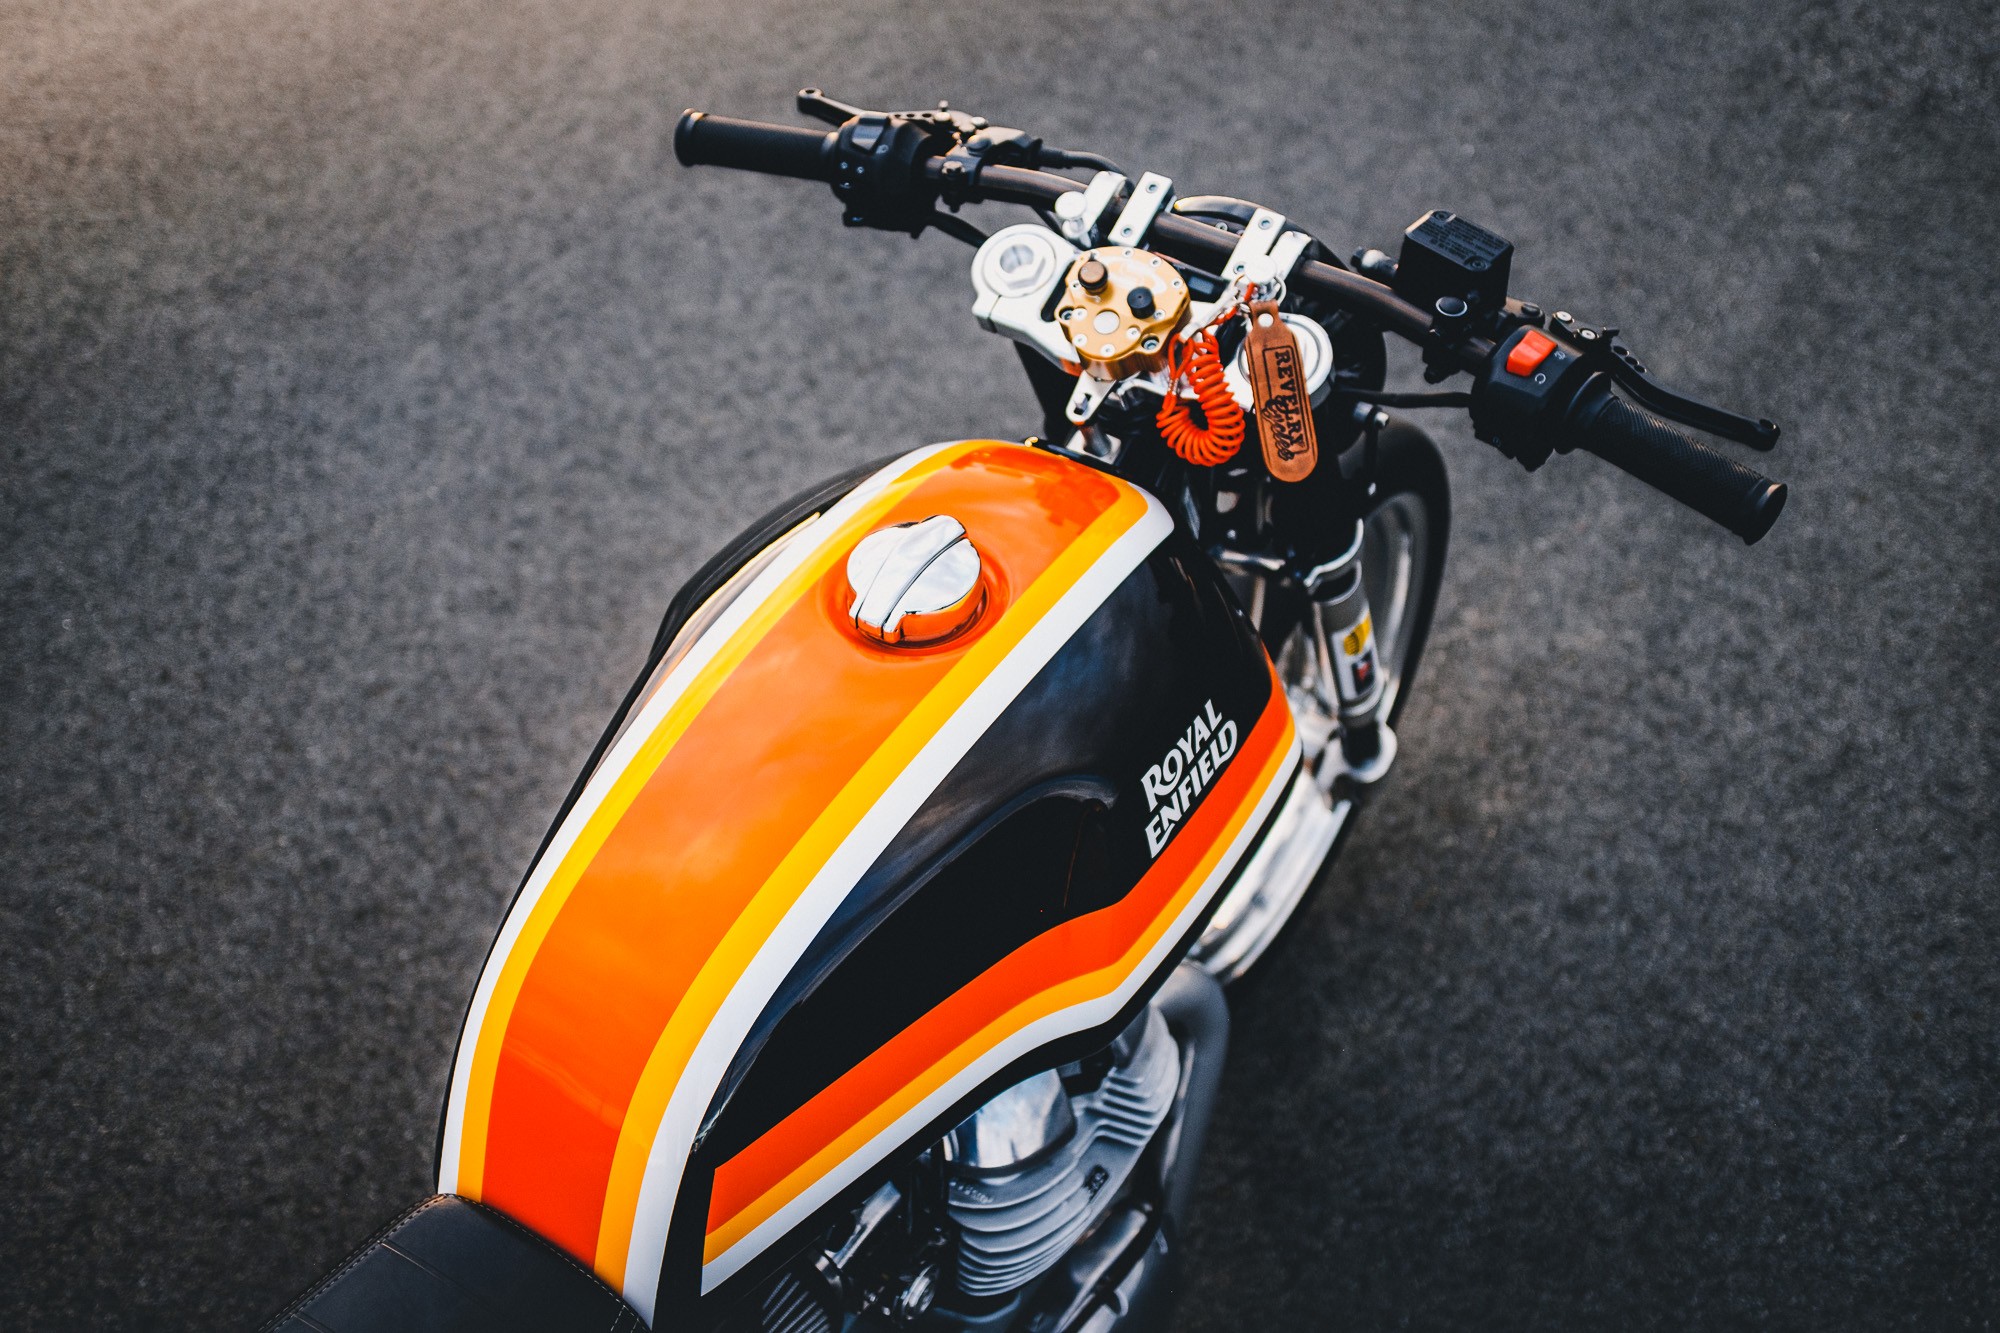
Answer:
[[1357, 489, 1430, 723]]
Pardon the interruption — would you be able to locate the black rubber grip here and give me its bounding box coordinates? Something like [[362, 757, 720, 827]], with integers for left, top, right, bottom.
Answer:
[[674, 111, 835, 182], [1572, 391, 1787, 543]]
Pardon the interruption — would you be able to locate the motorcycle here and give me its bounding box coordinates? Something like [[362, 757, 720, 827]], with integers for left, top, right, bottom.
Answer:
[[264, 90, 1787, 1333]]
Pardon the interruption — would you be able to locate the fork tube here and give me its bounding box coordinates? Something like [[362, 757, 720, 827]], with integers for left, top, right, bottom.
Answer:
[[1304, 522, 1385, 767]]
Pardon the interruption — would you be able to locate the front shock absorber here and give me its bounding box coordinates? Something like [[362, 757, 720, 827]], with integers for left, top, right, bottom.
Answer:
[[1304, 521, 1396, 782]]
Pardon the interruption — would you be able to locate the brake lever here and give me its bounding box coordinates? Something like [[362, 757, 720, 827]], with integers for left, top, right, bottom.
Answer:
[[1549, 311, 1780, 450]]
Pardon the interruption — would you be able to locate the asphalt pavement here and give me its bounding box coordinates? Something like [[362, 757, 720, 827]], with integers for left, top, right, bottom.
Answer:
[[3, 0, 1996, 1327]]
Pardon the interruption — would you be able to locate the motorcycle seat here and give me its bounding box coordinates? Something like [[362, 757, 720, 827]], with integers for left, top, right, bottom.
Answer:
[[262, 1193, 645, 1332]]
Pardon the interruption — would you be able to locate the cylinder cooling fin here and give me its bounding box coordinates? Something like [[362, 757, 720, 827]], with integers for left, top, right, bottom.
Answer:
[[943, 1008, 1180, 1298], [754, 1271, 834, 1333]]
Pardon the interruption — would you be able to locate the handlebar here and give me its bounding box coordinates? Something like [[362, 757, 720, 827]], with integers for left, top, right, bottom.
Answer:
[[671, 121, 1438, 344], [923, 160, 1437, 341], [674, 112, 835, 181], [672, 104, 1788, 545], [1567, 388, 1786, 543]]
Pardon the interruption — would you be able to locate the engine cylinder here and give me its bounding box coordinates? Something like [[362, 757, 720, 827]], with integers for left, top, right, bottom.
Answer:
[[942, 1007, 1179, 1298]]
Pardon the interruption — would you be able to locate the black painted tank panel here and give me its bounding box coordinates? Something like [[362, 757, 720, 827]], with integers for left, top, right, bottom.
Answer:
[[700, 525, 1272, 1161]]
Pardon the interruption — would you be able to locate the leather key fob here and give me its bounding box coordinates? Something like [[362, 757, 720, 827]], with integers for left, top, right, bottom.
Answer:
[[1244, 299, 1318, 482]]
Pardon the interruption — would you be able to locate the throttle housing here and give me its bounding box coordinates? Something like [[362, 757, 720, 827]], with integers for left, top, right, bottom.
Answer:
[[1468, 324, 1594, 469]]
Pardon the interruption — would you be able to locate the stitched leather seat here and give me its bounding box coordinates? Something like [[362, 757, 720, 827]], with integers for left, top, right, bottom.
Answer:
[[262, 1195, 646, 1333]]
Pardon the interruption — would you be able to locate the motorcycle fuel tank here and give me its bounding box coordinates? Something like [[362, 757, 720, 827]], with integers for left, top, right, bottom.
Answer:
[[435, 441, 1300, 1323]]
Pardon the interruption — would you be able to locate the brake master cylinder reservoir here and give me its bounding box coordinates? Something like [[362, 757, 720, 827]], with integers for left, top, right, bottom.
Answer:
[[1056, 248, 1189, 379]]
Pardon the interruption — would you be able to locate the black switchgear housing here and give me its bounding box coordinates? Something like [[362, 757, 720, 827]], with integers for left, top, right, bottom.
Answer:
[[1395, 211, 1514, 325], [829, 115, 956, 235], [1469, 324, 1594, 469], [818, 95, 1050, 233]]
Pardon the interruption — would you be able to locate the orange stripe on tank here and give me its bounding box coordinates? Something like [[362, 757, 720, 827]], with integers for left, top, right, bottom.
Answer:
[[459, 444, 1136, 1273], [590, 486, 1151, 1289], [448, 444, 987, 1203], [702, 682, 1296, 1263]]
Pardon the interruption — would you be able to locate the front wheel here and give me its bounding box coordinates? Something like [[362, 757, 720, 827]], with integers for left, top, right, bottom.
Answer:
[[1191, 418, 1450, 983]]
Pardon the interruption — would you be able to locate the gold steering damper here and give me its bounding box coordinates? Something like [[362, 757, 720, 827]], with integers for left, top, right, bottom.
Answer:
[[1056, 248, 1190, 380]]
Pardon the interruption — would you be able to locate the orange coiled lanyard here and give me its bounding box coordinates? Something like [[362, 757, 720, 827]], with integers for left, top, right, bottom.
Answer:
[[1156, 313, 1246, 467]]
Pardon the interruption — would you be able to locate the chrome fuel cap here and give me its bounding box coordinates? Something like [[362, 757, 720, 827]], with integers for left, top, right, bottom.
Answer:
[[846, 515, 985, 647]]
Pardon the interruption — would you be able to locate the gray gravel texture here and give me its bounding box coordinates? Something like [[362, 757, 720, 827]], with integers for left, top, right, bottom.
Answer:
[[4, 0, 1997, 1328]]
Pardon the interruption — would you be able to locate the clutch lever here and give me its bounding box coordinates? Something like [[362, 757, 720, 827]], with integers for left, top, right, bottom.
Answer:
[[1549, 311, 1781, 450], [795, 87, 991, 141], [796, 87, 872, 125]]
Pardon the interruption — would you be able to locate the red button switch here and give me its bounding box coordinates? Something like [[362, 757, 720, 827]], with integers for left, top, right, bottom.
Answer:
[[1505, 328, 1557, 377]]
